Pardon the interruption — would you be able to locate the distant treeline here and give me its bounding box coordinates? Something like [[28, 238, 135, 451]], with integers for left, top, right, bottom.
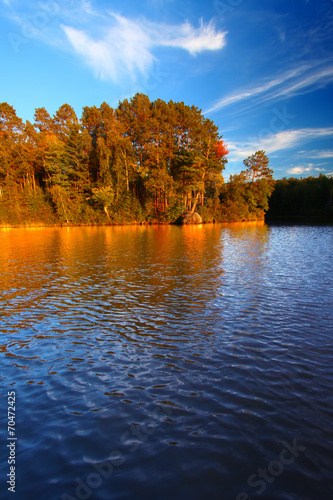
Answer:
[[267, 175, 333, 219], [0, 94, 274, 226]]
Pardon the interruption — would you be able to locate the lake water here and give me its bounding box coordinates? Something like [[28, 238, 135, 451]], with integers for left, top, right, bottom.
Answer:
[[0, 223, 332, 500]]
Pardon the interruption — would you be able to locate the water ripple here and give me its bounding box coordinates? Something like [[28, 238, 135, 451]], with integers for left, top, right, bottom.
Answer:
[[0, 225, 332, 499]]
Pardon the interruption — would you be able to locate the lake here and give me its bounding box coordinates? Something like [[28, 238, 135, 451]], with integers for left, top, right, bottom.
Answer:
[[0, 223, 332, 500]]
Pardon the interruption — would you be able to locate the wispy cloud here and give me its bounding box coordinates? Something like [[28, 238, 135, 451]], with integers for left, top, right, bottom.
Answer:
[[62, 14, 154, 81], [155, 19, 226, 54], [62, 14, 226, 81], [258, 128, 333, 153], [307, 150, 333, 159], [205, 62, 333, 114], [205, 67, 306, 112], [4, 3, 226, 82], [226, 127, 333, 163], [287, 164, 325, 175]]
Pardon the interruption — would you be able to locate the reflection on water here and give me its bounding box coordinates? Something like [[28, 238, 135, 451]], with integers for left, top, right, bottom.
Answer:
[[0, 223, 332, 500]]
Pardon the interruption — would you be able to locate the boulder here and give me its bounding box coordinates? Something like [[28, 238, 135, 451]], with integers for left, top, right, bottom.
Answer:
[[176, 211, 203, 225]]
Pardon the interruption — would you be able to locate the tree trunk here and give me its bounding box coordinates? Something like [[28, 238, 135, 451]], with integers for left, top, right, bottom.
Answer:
[[125, 158, 129, 192], [104, 205, 110, 219], [61, 197, 69, 224], [191, 192, 200, 214]]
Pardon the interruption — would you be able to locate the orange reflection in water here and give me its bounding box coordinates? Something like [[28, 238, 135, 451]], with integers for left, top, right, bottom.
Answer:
[[0, 223, 271, 372]]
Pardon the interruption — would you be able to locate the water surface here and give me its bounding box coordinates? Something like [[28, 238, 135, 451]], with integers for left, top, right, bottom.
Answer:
[[0, 223, 332, 500]]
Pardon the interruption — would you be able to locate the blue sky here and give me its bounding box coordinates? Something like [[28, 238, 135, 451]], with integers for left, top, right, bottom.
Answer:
[[1, 0, 333, 179]]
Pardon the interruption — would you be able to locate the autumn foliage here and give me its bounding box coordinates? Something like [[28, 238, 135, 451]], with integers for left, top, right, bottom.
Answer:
[[214, 140, 229, 157], [0, 94, 278, 226], [0, 94, 230, 224]]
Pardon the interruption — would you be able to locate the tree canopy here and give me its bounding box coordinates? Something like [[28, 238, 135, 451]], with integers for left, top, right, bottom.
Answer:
[[0, 94, 277, 226], [266, 175, 333, 218], [219, 150, 275, 220]]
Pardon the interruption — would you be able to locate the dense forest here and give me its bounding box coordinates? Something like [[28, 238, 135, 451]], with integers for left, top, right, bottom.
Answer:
[[0, 94, 275, 226], [267, 175, 333, 219]]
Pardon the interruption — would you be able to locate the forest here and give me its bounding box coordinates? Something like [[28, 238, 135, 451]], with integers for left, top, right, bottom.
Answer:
[[0, 94, 275, 226], [266, 175, 333, 219]]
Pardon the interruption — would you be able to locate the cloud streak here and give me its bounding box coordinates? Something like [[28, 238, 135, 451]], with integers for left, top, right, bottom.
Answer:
[[205, 62, 333, 114], [258, 128, 333, 153], [307, 150, 333, 159], [226, 127, 333, 163]]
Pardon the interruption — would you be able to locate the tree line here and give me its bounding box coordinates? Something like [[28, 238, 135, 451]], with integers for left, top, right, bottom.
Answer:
[[266, 175, 333, 219], [0, 94, 274, 225]]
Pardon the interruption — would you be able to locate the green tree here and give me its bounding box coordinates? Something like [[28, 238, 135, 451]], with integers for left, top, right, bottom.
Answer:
[[65, 122, 91, 195], [0, 96, 239, 225], [219, 172, 251, 221], [34, 107, 54, 133], [81, 105, 103, 183], [53, 104, 78, 140], [242, 150, 274, 212], [219, 151, 274, 220], [243, 150, 273, 181], [173, 112, 227, 214], [0, 102, 24, 182], [146, 98, 175, 215], [91, 185, 115, 219], [267, 175, 333, 217]]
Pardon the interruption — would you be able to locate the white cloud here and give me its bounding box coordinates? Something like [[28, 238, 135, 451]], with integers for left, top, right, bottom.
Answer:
[[5, 3, 225, 82], [267, 66, 333, 101], [205, 62, 333, 114], [156, 19, 227, 55], [205, 67, 306, 113], [62, 15, 154, 81], [226, 127, 333, 164], [258, 128, 333, 153], [287, 164, 326, 175], [62, 13, 226, 82], [226, 141, 255, 162], [288, 165, 313, 175], [307, 150, 333, 159], [79, 0, 97, 15]]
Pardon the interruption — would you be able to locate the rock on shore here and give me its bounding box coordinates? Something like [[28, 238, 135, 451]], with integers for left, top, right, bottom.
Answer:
[[176, 212, 203, 225]]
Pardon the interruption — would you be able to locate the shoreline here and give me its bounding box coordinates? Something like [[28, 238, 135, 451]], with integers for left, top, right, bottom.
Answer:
[[2, 215, 333, 230], [0, 218, 266, 229], [265, 215, 333, 224]]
